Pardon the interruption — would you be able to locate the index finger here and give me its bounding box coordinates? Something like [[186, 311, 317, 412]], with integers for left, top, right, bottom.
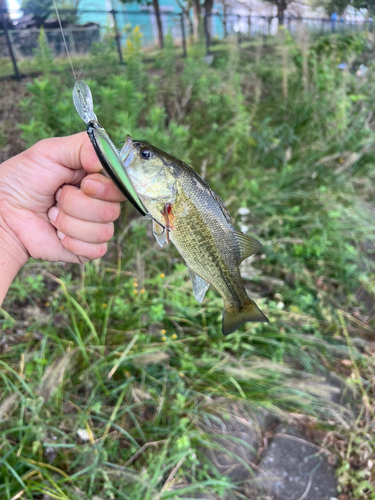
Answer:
[[81, 173, 127, 202], [39, 132, 103, 174]]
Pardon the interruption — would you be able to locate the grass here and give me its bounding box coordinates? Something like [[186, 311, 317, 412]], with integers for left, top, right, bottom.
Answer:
[[1, 29, 375, 499]]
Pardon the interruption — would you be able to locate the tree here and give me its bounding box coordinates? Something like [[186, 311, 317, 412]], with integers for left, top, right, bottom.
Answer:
[[263, 0, 291, 25], [21, 0, 54, 26], [0, 0, 12, 28], [204, 0, 213, 38], [152, 0, 164, 48], [118, 0, 164, 49], [175, 0, 194, 35], [191, 0, 201, 40], [274, 0, 287, 24], [21, 0, 80, 27], [310, 0, 375, 17]]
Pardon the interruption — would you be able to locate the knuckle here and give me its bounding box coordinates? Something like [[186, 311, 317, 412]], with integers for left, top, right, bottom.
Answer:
[[56, 213, 69, 233], [61, 235, 74, 253], [59, 186, 76, 211], [102, 203, 120, 222]]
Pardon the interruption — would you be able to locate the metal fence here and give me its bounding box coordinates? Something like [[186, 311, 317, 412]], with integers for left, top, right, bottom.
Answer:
[[1, 7, 373, 81]]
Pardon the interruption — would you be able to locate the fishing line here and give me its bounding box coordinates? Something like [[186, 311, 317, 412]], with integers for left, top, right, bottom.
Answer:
[[52, 0, 77, 81], [77, 61, 86, 80]]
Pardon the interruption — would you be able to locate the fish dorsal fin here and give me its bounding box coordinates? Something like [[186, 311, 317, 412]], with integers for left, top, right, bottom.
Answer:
[[188, 268, 210, 303], [234, 229, 263, 262], [153, 220, 168, 248]]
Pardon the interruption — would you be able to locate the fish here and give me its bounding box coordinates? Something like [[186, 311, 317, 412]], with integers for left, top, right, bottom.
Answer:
[[120, 135, 269, 335]]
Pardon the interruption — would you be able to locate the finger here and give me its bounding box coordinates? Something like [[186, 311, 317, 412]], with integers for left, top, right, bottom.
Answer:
[[47, 207, 114, 244], [56, 185, 121, 223], [58, 235, 108, 261], [37, 132, 102, 174], [81, 173, 126, 202], [15, 213, 87, 264], [68, 168, 87, 188]]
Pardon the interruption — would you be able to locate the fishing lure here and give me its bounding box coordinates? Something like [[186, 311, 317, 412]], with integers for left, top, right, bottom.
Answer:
[[73, 80, 149, 217]]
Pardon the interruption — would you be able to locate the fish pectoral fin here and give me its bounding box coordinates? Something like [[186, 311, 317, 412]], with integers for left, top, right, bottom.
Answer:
[[152, 220, 168, 248], [234, 229, 263, 262], [188, 268, 210, 303]]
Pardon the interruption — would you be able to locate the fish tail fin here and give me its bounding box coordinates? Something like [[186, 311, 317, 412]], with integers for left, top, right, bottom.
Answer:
[[222, 299, 268, 336]]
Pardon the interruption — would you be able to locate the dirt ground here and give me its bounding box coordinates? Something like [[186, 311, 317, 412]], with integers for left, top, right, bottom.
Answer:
[[0, 79, 29, 163]]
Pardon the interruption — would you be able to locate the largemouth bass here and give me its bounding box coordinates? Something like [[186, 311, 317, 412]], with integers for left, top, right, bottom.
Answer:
[[120, 135, 268, 335]]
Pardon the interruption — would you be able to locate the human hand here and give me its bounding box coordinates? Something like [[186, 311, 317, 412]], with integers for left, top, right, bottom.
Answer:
[[0, 132, 125, 267]]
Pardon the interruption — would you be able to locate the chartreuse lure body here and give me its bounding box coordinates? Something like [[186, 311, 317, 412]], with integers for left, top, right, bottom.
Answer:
[[73, 80, 149, 218]]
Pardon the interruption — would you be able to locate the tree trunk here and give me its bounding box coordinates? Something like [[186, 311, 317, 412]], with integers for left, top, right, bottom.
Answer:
[[277, 0, 287, 27], [189, 14, 194, 36], [175, 0, 194, 35], [192, 0, 201, 41], [223, 3, 228, 37], [0, 0, 10, 28], [205, 0, 213, 38], [153, 0, 164, 49]]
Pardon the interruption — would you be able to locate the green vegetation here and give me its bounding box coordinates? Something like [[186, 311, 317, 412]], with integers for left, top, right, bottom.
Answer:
[[1, 30, 375, 499]]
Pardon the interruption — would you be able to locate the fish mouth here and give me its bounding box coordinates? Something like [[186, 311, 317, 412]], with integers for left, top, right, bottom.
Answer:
[[120, 134, 133, 165]]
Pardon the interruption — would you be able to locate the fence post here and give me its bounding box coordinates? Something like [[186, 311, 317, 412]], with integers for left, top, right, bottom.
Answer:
[[248, 14, 251, 37], [111, 9, 123, 64], [0, 6, 20, 81], [204, 13, 210, 55], [237, 14, 241, 44], [180, 13, 187, 58]]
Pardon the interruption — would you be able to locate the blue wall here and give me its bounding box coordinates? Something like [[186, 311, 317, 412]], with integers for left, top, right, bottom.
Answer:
[[77, 0, 222, 46]]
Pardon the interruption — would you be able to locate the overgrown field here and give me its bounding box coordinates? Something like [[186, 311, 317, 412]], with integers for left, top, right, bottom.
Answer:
[[0, 30, 375, 499]]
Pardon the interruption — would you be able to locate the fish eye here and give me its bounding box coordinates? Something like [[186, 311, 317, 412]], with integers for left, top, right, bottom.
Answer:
[[140, 148, 152, 160]]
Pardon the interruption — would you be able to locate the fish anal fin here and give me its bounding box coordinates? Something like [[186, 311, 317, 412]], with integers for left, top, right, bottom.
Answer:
[[234, 229, 263, 262], [188, 268, 210, 303], [152, 220, 167, 248], [222, 299, 268, 335]]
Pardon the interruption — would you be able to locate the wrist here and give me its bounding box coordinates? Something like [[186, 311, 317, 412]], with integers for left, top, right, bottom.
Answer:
[[0, 220, 29, 306]]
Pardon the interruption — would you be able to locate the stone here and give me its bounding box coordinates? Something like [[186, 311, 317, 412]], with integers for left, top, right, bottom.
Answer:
[[256, 425, 338, 500], [198, 402, 264, 485]]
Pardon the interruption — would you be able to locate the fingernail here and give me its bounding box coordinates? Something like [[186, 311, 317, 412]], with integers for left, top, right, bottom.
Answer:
[[57, 230, 65, 241], [82, 179, 104, 195], [48, 206, 59, 222], [55, 187, 63, 202]]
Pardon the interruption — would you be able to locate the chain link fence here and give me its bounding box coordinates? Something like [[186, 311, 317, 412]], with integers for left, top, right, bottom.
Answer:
[[1, 7, 373, 81]]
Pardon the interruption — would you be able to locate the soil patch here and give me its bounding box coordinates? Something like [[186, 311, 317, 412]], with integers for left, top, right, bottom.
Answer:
[[0, 79, 29, 163]]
